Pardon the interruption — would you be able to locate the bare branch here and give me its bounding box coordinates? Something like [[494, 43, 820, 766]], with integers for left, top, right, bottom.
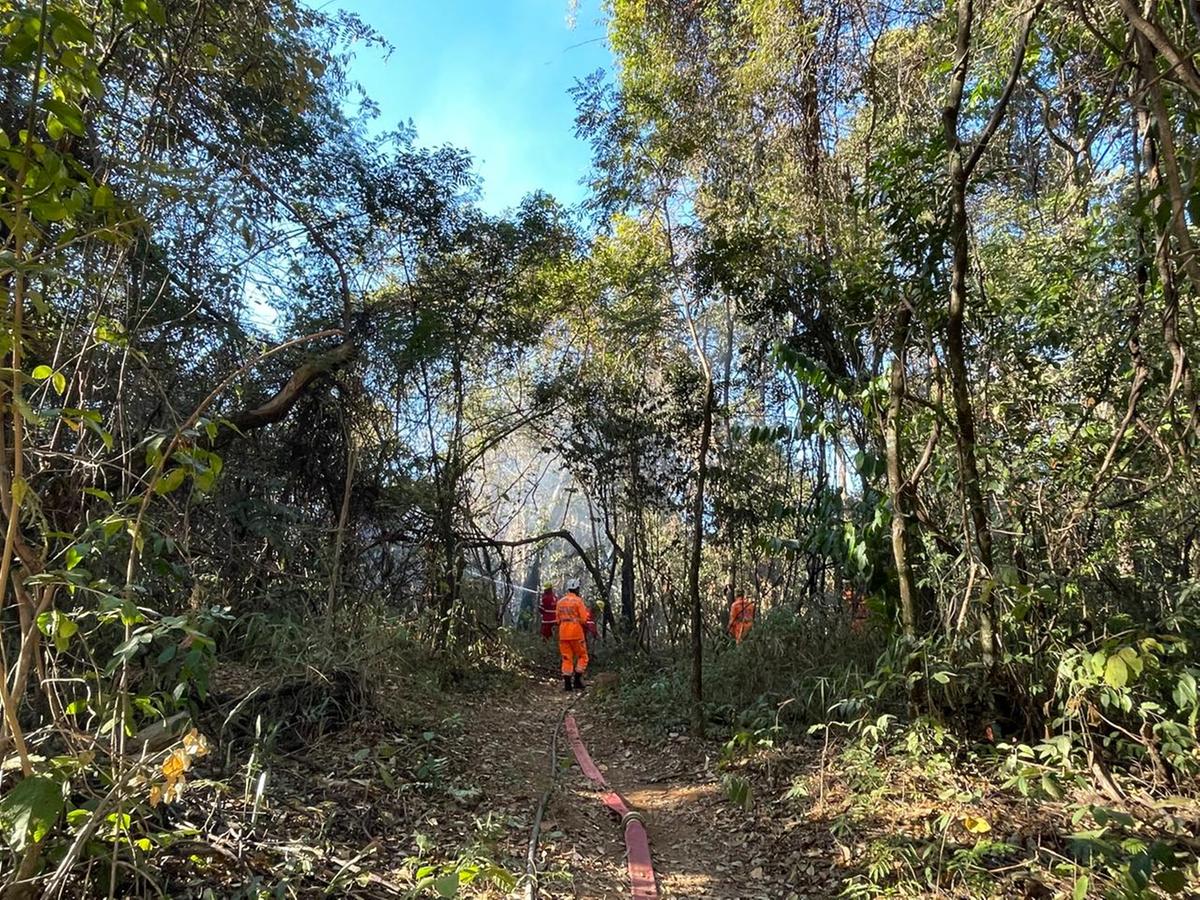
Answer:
[[964, 1, 1044, 179]]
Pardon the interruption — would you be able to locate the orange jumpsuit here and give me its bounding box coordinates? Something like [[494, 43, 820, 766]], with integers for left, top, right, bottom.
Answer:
[[556, 592, 592, 676], [728, 596, 755, 644]]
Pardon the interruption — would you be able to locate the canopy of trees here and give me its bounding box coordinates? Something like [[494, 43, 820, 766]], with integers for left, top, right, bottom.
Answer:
[[1, 0, 1199, 896]]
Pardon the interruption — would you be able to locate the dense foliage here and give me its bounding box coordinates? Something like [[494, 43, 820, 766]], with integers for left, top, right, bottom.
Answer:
[[1, 0, 1199, 896]]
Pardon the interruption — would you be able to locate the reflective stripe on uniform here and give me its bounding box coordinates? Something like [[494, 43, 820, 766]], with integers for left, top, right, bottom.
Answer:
[[557, 594, 585, 622]]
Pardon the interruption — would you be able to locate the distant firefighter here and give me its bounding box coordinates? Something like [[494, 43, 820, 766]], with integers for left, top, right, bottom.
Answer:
[[728, 593, 756, 644], [538, 583, 558, 641], [843, 587, 868, 634]]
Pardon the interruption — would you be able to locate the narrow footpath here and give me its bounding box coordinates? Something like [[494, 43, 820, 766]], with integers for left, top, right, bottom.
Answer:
[[451, 666, 839, 899]]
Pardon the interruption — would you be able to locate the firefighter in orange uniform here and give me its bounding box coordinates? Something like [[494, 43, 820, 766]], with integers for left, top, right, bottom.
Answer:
[[557, 579, 593, 691], [728, 593, 756, 645]]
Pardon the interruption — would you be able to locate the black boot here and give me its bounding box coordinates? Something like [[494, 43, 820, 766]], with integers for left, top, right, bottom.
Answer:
[[563, 676, 574, 692], [573, 672, 584, 690]]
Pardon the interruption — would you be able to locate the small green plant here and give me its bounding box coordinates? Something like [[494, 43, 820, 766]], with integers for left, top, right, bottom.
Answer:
[[399, 816, 517, 898], [721, 773, 753, 810]]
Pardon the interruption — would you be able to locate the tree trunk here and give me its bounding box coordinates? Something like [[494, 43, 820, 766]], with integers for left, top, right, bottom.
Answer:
[[620, 538, 635, 633], [946, 164, 996, 668], [885, 301, 920, 639], [806, 429, 827, 606], [434, 498, 460, 649], [326, 443, 357, 619], [1132, 27, 1197, 425], [936, 0, 1041, 666], [434, 362, 467, 649], [688, 378, 715, 737], [226, 340, 356, 434], [943, 0, 996, 668]]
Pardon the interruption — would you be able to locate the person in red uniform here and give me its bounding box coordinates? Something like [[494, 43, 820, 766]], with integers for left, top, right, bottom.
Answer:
[[556, 579, 593, 691], [538, 583, 558, 641]]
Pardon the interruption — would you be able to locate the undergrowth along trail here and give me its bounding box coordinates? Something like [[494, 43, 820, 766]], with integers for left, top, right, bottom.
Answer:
[[471, 663, 836, 899]]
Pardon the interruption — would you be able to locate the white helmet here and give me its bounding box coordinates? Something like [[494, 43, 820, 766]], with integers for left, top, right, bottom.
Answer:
[[566, 578, 581, 592]]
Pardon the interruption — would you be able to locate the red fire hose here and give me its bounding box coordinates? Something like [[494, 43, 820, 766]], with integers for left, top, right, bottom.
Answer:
[[564, 714, 658, 898]]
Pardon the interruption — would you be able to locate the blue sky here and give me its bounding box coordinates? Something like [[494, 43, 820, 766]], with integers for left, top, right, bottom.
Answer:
[[324, 0, 611, 213]]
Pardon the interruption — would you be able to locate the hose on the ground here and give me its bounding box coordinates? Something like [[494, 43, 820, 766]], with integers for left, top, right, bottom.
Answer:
[[564, 714, 658, 898]]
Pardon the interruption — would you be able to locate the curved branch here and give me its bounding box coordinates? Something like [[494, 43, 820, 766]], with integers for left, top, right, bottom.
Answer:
[[964, 0, 1044, 179], [226, 339, 356, 433], [905, 371, 944, 492], [459, 529, 606, 600], [1116, 0, 1200, 99]]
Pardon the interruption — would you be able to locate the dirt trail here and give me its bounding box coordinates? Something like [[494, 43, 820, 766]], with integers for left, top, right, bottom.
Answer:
[[558, 698, 807, 899], [455, 664, 832, 899]]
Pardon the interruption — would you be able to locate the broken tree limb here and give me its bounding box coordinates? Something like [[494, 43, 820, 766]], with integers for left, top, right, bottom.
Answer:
[[226, 338, 356, 433]]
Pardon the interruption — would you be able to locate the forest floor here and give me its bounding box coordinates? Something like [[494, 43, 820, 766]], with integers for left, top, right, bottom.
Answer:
[[173, 644, 1150, 899], [179, 646, 844, 898], [458, 662, 842, 899], [424, 653, 847, 899]]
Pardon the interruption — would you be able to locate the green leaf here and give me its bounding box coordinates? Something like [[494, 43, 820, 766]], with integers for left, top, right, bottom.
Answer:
[[109, 632, 151, 670], [434, 872, 460, 898], [1117, 646, 1143, 677], [94, 184, 113, 209], [66, 808, 90, 826], [1155, 869, 1186, 893], [192, 469, 215, 493], [80, 416, 113, 450], [66, 545, 84, 570], [38, 610, 72, 650], [101, 515, 126, 540], [10, 476, 27, 511], [154, 466, 187, 495], [31, 365, 52, 380], [1173, 672, 1197, 711], [43, 99, 84, 137], [1150, 842, 1177, 866], [1104, 655, 1128, 689], [0, 775, 64, 851], [51, 371, 66, 395], [45, 612, 79, 652], [1072, 875, 1089, 900], [50, 7, 94, 43], [143, 0, 167, 25], [94, 320, 127, 346]]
